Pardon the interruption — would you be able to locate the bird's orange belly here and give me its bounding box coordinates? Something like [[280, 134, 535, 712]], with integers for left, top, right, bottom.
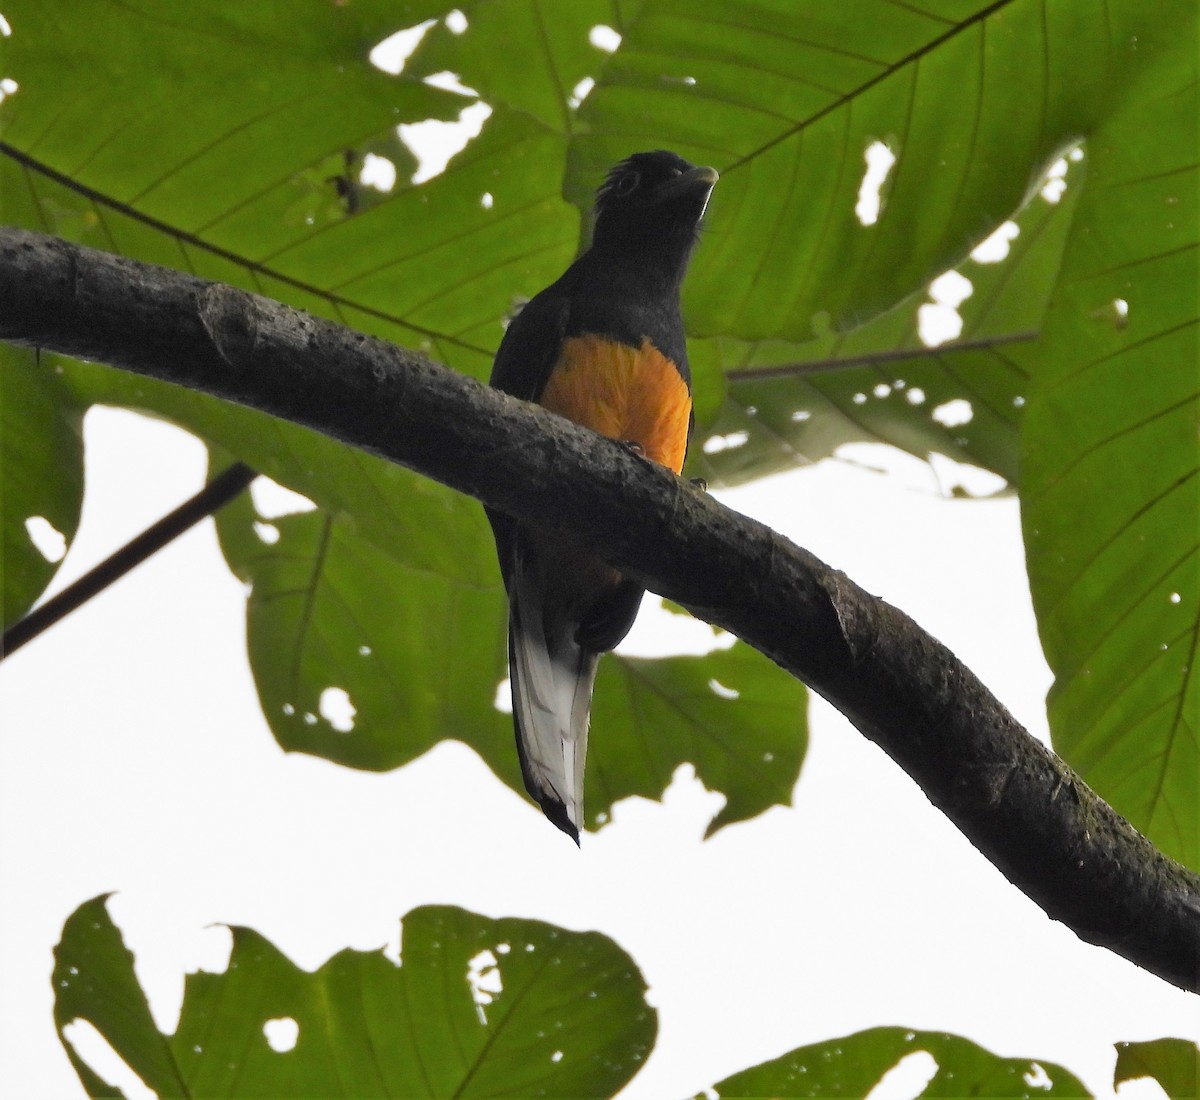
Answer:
[[538, 334, 692, 474]]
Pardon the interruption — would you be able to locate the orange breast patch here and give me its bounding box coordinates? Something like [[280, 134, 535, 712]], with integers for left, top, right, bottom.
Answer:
[[538, 334, 692, 474]]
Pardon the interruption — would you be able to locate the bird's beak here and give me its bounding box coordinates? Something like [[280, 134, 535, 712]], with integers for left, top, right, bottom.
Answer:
[[660, 164, 719, 201]]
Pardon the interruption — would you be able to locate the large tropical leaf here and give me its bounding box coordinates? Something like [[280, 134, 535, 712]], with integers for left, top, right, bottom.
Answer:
[[700, 1026, 1090, 1098], [693, 162, 1083, 488], [212, 473, 805, 834], [53, 895, 655, 1098], [570, 0, 1119, 341], [1020, 10, 1199, 867]]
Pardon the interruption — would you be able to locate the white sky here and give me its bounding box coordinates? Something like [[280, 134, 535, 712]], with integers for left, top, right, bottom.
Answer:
[[0, 407, 1192, 1098]]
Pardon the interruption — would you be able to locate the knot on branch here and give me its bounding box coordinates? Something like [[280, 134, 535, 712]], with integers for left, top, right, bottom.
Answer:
[[198, 282, 258, 370]]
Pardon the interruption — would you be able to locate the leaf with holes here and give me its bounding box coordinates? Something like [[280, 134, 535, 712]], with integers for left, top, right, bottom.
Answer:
[[0, 1, 578, 378], [54, 895, 655, 1098], [0, 345, 84, 626], [572, 0, 1125, 342], [215, 481, 806, 834], [406, 1, 620, 135], [1020, 11, 1199, 869], [213, 477, 513, 778], [699, 1026, 1090, 1098], [688, 161, 1084, 489], [591, 639, 807, 834]]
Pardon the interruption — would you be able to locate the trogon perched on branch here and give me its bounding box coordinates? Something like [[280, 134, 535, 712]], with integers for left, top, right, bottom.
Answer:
[[487, 150, 718, 842]]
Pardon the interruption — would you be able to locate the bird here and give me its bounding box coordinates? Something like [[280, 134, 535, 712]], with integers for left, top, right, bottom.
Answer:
[[487, 150, 718, 842]]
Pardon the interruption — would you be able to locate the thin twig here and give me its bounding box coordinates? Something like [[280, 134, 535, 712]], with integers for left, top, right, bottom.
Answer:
[[1, 462, 257, 659]]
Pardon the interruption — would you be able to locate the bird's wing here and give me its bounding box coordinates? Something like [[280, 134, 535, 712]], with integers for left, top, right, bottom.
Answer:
[[486, 286, 571, 589]]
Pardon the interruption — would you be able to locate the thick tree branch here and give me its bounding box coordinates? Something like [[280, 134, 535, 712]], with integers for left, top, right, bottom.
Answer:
[[2, 226, 1197, 993]]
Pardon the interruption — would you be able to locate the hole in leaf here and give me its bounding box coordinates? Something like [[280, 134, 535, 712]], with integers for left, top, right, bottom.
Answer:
[[62, 1019, 155, 1099], [918, 272, 972, 347], [855, 140, 896, 226], [250, 478, 315, 519], [24, 515, 66, 562], [568, 76, 595, 109], [931, 399, 973, 428], [589, 25, 621, 51], [263, 1017, 299, 1053], [467, 949, 503, 1024], [1024, 1062, 1052, 1091], [319, 687, 356, 732], [494, 677, 513, 714], [708, 678, 739, 700], [970, 220, 1020, 263], [864, 1049, 938, 1100], [703, 430, 748, 455], [1040, 157, 1069, 203], [360, 153, 397, 193], [369, 20, 435, 75], [400, 96, 492, 184]]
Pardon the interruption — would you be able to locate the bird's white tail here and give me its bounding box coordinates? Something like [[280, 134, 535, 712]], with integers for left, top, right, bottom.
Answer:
[[508, 558, 599, 843]]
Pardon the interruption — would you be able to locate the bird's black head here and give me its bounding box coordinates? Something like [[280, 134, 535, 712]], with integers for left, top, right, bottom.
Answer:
[[590, 150, 718, 271]]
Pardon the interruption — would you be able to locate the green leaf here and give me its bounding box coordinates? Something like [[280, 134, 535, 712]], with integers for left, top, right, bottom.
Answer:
[[1114, 1038, 1199, 1100], [1020, 8, 1199, 867], [574, 0, 1115, 343], [591, 640, 807, 835], [53, 895, 187, 1098], [214, 477, 805, 834], [702, 1026, 1091, 1099], [0, 344, 84, 625], [54, 895, 656, 1098], [693, 155, 1084, 488], [0, 1, 456, 239], [213, 475, 514, 777], [1, 1, 576, 378], [406, 1, 616, 134]]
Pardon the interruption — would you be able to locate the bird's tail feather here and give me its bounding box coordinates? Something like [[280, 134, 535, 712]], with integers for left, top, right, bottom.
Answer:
[[508, 559, 598, 843]]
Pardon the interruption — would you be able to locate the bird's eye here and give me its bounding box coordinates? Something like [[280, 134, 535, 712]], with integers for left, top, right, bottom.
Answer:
[[614, 170, 640, 196]]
